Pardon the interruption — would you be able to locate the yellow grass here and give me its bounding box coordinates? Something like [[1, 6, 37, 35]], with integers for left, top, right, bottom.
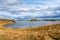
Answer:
[[0, 19, 60, 40]]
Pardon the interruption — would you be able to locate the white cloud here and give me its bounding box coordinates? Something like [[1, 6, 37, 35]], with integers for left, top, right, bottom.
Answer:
[[0, 5, 60, 20], [7, 5, 31, 11], [0, 0, 60, 20], [0, 11, 12, 16], [6, 0, 17, 3]]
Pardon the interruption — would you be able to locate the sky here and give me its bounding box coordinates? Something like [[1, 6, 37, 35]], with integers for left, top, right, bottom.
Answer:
[[0, 0, 60, 20]]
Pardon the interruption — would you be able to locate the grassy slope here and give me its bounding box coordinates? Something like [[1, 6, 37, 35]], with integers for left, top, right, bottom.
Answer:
[[0, 20, 60, 40]]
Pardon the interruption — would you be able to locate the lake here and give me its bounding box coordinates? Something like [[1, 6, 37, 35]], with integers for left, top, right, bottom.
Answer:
[[6, 21, 60, 28]]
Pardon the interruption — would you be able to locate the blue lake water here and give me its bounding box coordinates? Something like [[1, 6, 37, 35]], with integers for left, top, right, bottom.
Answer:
[[6, 21, 60, 28]]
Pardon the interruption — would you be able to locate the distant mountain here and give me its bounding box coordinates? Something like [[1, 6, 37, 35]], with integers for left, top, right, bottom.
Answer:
[[0, 15, 60, 20], [40, 15, 60, 18]]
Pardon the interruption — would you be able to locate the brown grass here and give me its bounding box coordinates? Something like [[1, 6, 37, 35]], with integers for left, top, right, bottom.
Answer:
[[0, 20, 60, 40]]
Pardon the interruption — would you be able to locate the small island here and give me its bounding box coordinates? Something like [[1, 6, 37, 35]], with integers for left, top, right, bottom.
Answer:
[[29, 19, 40, 22]]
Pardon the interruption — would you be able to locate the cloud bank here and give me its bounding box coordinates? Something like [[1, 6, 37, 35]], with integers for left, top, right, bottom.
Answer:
[[0, 0, 60, 20]]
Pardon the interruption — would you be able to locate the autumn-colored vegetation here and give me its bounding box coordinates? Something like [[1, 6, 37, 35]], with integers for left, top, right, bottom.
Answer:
[[0, 19, 60, 40]]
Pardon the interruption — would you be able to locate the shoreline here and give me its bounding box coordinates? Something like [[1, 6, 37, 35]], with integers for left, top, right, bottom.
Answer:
[[0, 19, 60, 40], [0, 19, 60, 29]]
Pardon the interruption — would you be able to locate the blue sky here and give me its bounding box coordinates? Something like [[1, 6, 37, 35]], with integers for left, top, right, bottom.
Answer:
[[0, 0, 60, 20]]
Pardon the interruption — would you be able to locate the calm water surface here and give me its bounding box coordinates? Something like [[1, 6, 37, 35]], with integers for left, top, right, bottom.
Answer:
[[6, 21, 60, 28]]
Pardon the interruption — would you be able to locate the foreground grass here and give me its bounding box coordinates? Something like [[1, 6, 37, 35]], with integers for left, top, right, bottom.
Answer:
[[0, 20, 60, 40]]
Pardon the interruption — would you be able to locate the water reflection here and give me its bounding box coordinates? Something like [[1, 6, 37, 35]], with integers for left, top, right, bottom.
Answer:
[[6, 21, 60, 28]]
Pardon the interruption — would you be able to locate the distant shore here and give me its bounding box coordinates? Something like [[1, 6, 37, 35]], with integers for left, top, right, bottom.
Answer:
[[0, 19, 15, 28]]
